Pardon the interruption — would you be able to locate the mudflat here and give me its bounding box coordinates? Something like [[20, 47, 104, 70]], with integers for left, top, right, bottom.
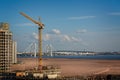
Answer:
[[11, 58, 120, 76]]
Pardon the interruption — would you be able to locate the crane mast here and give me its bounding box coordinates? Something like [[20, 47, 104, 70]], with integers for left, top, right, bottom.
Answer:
[[20, 12, 44, 71]]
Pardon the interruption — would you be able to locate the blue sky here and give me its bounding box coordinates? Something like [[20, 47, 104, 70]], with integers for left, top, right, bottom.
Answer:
[[0, 0, 120, 52]]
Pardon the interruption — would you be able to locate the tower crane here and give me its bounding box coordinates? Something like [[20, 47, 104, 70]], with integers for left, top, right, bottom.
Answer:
[[20, 12, 44, 71]]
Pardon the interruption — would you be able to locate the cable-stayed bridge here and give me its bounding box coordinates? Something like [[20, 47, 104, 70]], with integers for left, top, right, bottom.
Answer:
[[23, 42, 37, 57]]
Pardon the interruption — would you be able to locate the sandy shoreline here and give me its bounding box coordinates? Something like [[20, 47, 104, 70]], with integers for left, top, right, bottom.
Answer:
[[11, 58, 120, 76]]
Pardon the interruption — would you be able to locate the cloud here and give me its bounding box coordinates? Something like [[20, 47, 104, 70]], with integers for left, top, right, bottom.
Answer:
[[62, 35, 71, 41], [68, 16, 96, 20], [32, 32, 38, 40], [77, 29, 87, 33], [48, 29, 81, 42], [49, 29, 61, 34], [32, 32, 51, 41], [32, 29, 81, 43], [71, 36, 80, 42], [62, 35, 81, 42], [109, 12, 120, 16], [16, 23, 35, 27], [43, 34, 51, 41]]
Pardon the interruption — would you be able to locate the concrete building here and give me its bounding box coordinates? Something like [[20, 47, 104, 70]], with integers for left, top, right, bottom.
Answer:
[[12, 41, 17, 64], [0, 22, 13, 72]]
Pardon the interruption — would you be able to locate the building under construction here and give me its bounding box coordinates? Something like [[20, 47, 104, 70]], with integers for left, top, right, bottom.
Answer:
[[0, 22, 17, 73]]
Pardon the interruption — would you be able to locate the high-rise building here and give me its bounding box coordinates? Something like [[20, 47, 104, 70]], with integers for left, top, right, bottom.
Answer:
[[0, 22, 13, 72]]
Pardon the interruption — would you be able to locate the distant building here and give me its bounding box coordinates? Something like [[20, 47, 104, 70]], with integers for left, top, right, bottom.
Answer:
[[0, 22, 17, 72]]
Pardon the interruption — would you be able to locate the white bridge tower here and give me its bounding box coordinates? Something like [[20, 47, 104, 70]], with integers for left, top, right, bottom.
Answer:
[[46, 44, 53, 57]]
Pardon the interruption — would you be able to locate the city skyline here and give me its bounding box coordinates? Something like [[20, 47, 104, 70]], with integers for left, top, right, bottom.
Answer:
[[0, 0, 120, 52]]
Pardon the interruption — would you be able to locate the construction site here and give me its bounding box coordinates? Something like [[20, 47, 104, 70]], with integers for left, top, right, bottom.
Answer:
[[0, 12, 61, 80], [1, 13, 120, 80]]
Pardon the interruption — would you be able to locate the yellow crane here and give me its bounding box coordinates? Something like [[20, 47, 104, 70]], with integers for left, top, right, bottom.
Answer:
[[20, 12, 44, 71]]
